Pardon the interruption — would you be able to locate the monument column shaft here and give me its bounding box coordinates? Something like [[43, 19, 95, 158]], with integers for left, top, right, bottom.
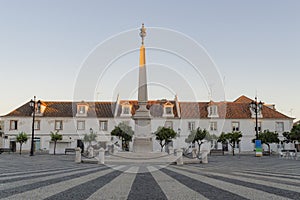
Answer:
[[138, 45, 148, 103], [132, 24, 153, 153]]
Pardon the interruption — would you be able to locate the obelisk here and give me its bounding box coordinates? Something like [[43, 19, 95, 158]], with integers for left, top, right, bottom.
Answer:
[[132, 24, 153, 153]]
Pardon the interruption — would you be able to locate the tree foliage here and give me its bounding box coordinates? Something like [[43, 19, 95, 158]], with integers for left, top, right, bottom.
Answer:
[[283, 123, 300, 143], [111, 122, 134, 151], [155, 127, 177, 152], [50, 131, 62, 155], [253, 130, 279, 154], [16, 132, 28, 155], [217, 131, 242, 156], [83, 129, 97, 148], [185, 127, 210, 155]]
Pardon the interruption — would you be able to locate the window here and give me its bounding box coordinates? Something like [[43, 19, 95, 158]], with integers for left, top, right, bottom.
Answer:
[[164, 121, 173, 129], [77, 121, 85, 130], [208, 105, 218, 117], [99, 120, 108, 131], [34, 120, 40, 130], [163, 102, 174, 117], [255, 122, 262, 132], [55, 120, 63, 130], [188, 122, 195, 131], [10, 120, 18, 130], [76, 103, 88, 117], [0, 121, 3, 131], [121, 102, 132, 117], [166, 107, 172, 115], [123, 107, 130, 115], [276, 122, 284, 132], [210, 122, 217, 131], [232, 122, 240, 132], [78, 106, 86, 114]]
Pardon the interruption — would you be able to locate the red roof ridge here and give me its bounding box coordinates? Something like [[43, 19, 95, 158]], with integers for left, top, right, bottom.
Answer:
[[234, 95, 253, 103]]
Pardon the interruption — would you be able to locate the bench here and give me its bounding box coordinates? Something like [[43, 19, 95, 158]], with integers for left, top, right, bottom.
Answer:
[[210, 149, 224, 156], [280, 149, 297, 159], [0, 148, 12, 154], [65, 148, 76, 154]]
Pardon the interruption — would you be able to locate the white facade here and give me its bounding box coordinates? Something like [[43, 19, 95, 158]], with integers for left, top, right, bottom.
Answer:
[[0, 96, 294, 154]]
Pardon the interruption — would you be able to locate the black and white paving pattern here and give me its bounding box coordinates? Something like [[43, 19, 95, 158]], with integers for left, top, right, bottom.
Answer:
[[0, 154, 299, 200]]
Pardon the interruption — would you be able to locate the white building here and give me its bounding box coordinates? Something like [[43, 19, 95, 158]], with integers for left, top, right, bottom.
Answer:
[[0, 95, 293, 154]]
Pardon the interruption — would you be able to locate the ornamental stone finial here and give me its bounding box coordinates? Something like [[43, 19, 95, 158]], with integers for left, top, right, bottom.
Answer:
[[139, 23, 146, 45]]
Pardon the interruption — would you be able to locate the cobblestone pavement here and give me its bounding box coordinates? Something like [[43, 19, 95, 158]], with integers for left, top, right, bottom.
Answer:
[[0, 153, 299, 200]]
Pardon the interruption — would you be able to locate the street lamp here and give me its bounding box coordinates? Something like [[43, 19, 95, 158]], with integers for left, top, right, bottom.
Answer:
[[250, 97, 263, 140], [29, 96, 41, 156]]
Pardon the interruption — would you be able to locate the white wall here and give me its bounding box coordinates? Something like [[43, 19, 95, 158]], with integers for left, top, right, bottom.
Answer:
[[2, 116, 293, 153]]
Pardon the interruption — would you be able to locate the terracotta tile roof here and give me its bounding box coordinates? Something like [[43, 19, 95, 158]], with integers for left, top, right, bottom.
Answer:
[[234, 95, 253, 103], [2, 96, 292, 120], [179, 102, 202, 118], [116, 100, 179, 118], [4, 101, 115, 118]]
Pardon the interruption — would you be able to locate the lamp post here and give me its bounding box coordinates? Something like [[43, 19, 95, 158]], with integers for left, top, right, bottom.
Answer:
[[250, 97, 263, 140], [29, 96, 41, 156]]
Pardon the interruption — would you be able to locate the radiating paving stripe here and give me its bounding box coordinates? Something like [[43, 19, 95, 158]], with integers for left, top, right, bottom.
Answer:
[[161, 167, 251, 200], [0, 166, 97, 183], [87, 167, 139, 200], [3, 166, 123, 200], [149, 166, 208, 200], [0, 166, 86, 178], [177, 165, 300, 200], [232, 172, 300, 187], [242, 170, 300, 180], [169, 166, 292, 200], [201, 171, 300, 199], [44, 169, 124, 200], [0, 166, 109, 198], [127, 167, 168, 200], [0, 166, 106, 191]]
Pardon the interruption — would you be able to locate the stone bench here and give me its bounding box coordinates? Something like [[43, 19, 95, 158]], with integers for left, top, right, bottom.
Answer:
[[0, 148, 12, 154], [210, 149, 224, 156], [65, 148, 76, 154]]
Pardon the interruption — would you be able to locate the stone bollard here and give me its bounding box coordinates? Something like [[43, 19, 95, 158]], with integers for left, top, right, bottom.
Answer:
[[201, 150, 209, 164], [88, 146, 94, 158], [192, 148, 197, 158], [75, 148, 81, 163], [176, 149, 183, 165], [168, 146, 174, 155], [98, 148, 105, 165]]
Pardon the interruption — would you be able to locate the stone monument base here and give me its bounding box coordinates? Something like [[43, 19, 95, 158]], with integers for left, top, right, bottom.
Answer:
[[133, 137, 153, 153]]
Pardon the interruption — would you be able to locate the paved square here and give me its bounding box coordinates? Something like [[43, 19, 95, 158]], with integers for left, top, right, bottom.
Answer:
[[0, 154, 299, 200]]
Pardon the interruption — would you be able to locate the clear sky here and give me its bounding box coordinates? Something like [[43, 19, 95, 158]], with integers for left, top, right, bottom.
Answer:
[[0, 0, 299, 121]]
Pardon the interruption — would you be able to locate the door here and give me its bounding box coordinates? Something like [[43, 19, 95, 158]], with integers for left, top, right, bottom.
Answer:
[[10, 141, 16, 152], [34, 138, 40, 151]]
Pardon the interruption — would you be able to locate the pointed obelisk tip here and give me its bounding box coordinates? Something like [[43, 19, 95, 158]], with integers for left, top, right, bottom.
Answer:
[[139, 23, 146, 45]]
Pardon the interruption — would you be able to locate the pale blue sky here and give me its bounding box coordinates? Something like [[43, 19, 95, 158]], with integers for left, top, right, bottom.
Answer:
[[0, 1, 299, 120]]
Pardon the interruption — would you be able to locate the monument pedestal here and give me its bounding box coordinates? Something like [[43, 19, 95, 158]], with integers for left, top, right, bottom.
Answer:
[[133, 137, 153, 153]]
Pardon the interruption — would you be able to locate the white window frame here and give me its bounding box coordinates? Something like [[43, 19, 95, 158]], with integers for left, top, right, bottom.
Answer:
[[0, 121, 4, 131], [163, 102, 174, 117], [34, 120, 40, 130], [10, 120, 18, 130], [188, 121, 195, 131], [208, 105, 218, 117], [121, 102, 132, 117], [77, 120, 85, 130], [232, 122, 240, 132], [99, 120, 108, 131], [164, 121, 173, 129], [210, 121, 217, 131], [55, 120, 63, 130]]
